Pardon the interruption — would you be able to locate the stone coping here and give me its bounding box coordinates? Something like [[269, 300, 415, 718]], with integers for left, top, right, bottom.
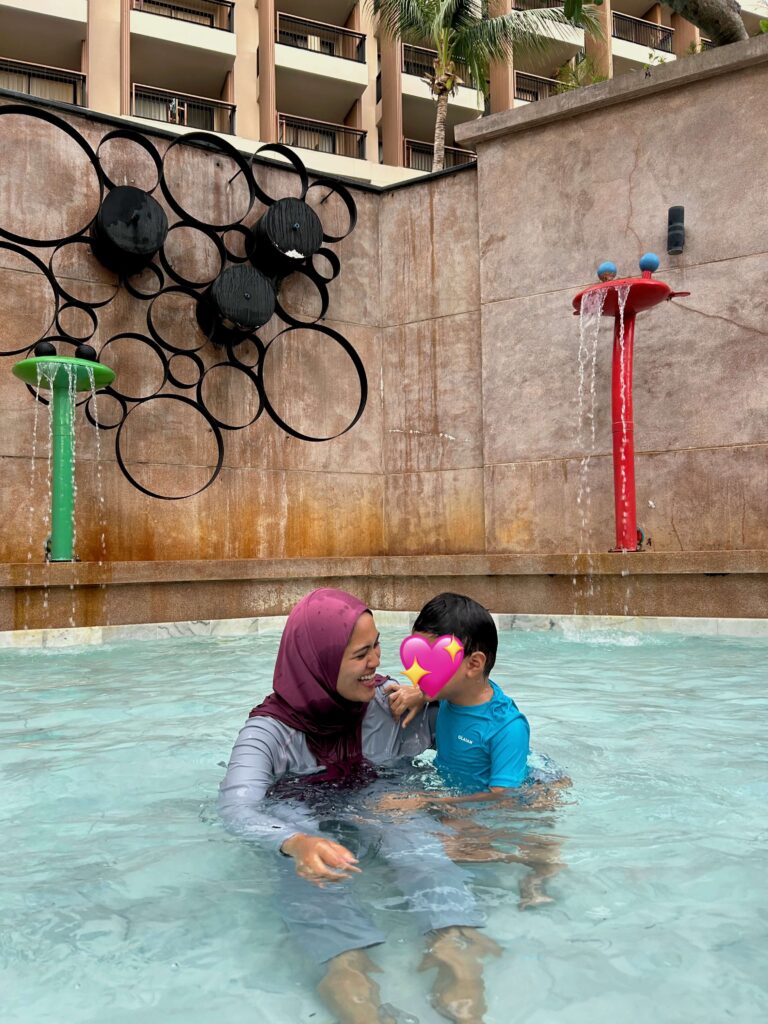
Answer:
[[456, 34, 768, 147], [2, 611, 766, 648], [1, 550, 766, 588]]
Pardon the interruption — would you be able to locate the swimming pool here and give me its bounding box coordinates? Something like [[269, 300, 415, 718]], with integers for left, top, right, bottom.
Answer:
[[2, 626, 767, 1023]]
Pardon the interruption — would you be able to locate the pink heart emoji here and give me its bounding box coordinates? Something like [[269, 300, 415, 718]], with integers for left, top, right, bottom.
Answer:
[[399, 634, 465, 699]]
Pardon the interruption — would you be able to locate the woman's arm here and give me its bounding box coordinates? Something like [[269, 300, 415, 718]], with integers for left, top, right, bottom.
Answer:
[[218, 719, 361, 884], [218, 720, 314, 848]]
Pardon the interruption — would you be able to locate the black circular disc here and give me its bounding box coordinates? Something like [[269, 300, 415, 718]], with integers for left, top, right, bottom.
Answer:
[[92, 186, 168, 274], [255, 197, 323, 270], [210, 265, 276, 331]]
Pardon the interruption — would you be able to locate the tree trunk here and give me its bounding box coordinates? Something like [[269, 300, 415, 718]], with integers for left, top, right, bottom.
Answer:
[[665, 0, 748, 44], [432, 91, 450, 173]]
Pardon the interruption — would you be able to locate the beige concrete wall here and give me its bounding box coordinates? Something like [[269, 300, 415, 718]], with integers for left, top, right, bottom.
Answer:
[[457, 36, 768, 557]]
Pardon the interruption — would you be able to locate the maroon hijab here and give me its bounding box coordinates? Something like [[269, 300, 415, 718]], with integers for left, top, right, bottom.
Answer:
[[249, 588, 382, 770]]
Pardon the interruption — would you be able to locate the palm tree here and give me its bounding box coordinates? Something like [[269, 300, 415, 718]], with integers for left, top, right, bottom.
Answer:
[[367, 0, 599, 172]]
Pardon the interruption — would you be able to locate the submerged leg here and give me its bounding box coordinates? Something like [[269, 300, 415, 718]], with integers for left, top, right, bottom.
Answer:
[[420, 926, 501, 1024], [318, 949, 391, 1024]]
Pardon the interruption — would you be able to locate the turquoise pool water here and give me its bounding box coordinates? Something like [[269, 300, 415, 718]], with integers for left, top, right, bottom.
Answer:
[[1, 627, 767, 1023]]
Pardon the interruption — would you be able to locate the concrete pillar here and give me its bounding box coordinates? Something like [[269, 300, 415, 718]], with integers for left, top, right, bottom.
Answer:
[[671, 13, 701, 56], [356, 1, 380, 162], [380, 34, 403, 167], [234, 0, 260, 140], [86, 0, 127, 115], [643, 4, 663, 25], [257, 0, 276, 143], [488, 0, 515, 114], [585, 0, 613, 80]]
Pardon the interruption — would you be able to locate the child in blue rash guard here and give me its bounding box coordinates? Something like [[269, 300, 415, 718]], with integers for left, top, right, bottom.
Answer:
[[390, 593, 530, 798], [381, 594, 567, 907]]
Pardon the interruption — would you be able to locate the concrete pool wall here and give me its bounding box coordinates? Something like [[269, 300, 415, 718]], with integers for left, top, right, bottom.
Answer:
[[1, 35, 766, 627]]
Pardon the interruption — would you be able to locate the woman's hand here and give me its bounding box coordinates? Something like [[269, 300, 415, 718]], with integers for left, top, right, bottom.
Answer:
[[384, 681, 428, 727], [280, 833, 362, 886]]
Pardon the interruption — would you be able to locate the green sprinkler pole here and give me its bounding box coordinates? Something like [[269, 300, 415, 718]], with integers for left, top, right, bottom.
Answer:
[[50, 374, 76, 562], [13, 354, 116, 564]]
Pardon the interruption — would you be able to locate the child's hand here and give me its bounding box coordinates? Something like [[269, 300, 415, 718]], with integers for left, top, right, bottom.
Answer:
[[384, 681, 428, 727], [376, 793, 430, 814]]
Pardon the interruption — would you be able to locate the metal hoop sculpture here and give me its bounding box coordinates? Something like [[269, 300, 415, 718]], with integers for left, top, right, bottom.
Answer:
[[0, 107, 364, 499]]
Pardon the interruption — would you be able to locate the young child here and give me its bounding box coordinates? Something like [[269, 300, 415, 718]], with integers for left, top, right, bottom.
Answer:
[[388, 592, 530, 799], [382, 592, 566, 906]]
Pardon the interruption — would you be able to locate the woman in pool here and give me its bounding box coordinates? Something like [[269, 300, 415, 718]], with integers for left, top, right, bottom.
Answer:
[[218, 588, 499, 1024]]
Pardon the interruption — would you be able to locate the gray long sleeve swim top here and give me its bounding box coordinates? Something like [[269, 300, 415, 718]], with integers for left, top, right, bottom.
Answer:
[[218, 682, 437, 852]]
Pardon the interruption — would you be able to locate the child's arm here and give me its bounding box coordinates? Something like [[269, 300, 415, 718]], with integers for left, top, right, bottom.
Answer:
[[377, 717, 530, 812], [385, 681, 431, 727]]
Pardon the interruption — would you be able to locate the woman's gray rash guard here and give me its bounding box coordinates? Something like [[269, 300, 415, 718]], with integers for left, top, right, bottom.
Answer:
[[218, 683, 437, 852]]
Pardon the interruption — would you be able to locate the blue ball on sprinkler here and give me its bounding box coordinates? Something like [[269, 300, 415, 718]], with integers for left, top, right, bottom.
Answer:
[[597, 261, 617, 282], [639, 252, 660, 273]]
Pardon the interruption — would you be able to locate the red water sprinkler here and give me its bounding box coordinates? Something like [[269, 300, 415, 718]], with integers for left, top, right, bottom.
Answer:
[[572, 254, 689, 552]]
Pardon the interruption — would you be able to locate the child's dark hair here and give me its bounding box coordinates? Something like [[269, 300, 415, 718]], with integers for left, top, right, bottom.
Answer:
[[413, 593, 497, 676]]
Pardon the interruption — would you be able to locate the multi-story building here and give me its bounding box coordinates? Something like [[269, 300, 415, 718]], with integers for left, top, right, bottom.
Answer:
[[0, 0, 763, 184]]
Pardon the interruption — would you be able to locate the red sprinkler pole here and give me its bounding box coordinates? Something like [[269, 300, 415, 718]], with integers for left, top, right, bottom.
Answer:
[[611, 309, 637, 551], [572, 254, 689, 552]]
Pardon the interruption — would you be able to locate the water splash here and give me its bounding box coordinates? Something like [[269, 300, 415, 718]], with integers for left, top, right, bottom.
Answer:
[[573, 288, 607, 610], [87, 367, 109, 624], [23, 369, 43, 629]]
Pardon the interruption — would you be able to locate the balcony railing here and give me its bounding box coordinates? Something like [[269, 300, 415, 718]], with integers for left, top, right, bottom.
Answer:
[[404, 138, 477, 172], [131, 0, 234, 31], [612, 12, 674, 53], [277, 113, 366, 159], [0, 57, 85, 105], [701, 37, 715, 50], [402, 44, 473, 87], [514, 72, 559, 102], [132, 84, 235, 134], [513, 0, 567, 8], [276, 13, 366, 63]]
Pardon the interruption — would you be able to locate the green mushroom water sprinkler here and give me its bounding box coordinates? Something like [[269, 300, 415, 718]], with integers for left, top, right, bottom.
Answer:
[[12, 344, 115, 562]]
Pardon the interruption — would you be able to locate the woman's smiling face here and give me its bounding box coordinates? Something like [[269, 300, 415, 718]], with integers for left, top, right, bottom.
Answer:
[[335, 611, 381, 703]]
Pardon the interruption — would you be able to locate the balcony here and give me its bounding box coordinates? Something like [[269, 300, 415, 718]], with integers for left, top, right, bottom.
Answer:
[[130, 0, 236, 100], [514, 72, 559, 103], [277, 113, 366, 160], [131, 0, 233, 30], [0, 2, 86, 74], [276, 13, 365, 63], [612, 12, 674, 53], [513, 0, 568, 7], [402, 44, 473, 87], [132, 83, 235, 134], [0, 57, 85, 105], [403, 138, 476, 172]]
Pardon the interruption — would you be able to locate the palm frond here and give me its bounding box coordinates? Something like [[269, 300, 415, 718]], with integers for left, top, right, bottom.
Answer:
[[453, 7, 600, 64], [365, 0, 433, 39]]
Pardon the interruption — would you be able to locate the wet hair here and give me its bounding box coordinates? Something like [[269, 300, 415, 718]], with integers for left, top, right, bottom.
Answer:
[[413, 593, 497, 676]]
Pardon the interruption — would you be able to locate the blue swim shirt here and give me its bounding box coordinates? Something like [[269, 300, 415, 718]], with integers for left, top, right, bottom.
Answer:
[[435, 681, 530, 792]]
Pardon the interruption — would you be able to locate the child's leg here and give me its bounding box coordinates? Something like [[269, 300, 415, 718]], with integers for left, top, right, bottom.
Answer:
[[436, 813, 565, 909]]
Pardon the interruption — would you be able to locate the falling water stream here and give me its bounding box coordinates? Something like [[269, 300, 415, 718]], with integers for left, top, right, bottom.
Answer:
[[87, 367, 110, 625], [573, 288, 606, 609], [23, 371, 43, 629]]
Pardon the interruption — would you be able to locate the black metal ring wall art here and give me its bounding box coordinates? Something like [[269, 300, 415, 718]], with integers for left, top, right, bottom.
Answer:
[[0, 103, 365, 500]]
